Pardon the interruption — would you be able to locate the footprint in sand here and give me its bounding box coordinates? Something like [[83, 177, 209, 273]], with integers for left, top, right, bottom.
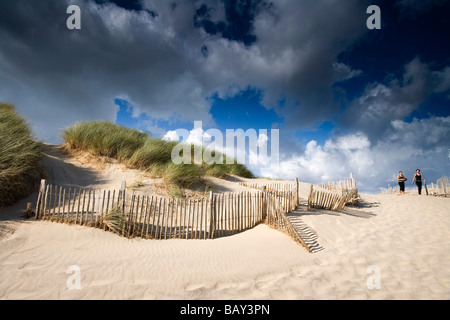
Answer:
[[184, 283, 203, 291], [313, 257, 328, 266]]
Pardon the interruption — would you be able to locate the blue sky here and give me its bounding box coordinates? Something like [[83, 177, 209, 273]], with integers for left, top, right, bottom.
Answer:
[[0, 0, 449, 193]]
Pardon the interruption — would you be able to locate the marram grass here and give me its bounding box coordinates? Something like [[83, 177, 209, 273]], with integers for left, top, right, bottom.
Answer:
[[0, 103, 44, 207], [62, 121, 148, 162], [62, 121, 254, 197]]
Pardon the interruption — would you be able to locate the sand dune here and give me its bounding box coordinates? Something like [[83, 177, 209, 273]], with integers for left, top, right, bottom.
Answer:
[[1, 145, 449, 299]]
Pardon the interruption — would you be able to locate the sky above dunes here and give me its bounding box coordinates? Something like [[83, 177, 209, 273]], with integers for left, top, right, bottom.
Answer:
[[0, 0, 449, 193]]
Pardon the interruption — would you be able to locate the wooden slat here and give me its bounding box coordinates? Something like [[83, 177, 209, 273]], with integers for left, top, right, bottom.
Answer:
[[91, 189, 96, 226], [159, 198, 166, 240], [151, 197, 160, 239], [61, 188, 66, 223], [79, 189, 86, 225], [145, 196, 153, 238], [57, 186, 62, 221], [169, 198, 174, 239], [140, 196, 148, 237]]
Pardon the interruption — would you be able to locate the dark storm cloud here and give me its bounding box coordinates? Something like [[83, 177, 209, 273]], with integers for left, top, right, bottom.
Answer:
[[395, 0, 449, 16], [0, 0, 211, 142], [245, 0, 371, 129], [339, 58, 450, 142], [0, 0, 373, 143], [94, 0, 144, 11], [93, 0, 158, 16], [1, 0, 448, 150], [193, 0, 272, 46], [1, 0, 448, 191]]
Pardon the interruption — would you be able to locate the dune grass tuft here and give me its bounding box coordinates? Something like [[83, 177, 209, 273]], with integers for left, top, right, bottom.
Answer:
[[202, 154, 254, 179], [62, 121, 148, 162], [102, 203, 128, 237], [128, 138, 178, 169], [62, 121, 254, 197], [0, 103, 44, 207]]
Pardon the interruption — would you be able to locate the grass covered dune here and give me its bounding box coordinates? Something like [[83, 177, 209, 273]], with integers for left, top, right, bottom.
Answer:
[[0, 103, 44, 207], [62, 121, 253, 195]]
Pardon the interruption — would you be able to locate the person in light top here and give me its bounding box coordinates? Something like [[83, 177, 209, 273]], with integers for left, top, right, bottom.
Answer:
[[397, 171, 407, 195]]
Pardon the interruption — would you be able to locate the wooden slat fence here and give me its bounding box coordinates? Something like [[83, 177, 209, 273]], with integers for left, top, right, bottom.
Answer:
[[239, 178, 300, 206], [318, 179, 356, 191], [432, 176, 450, 197], [34, 180, 311, 252], [307, 184, 359, 211]]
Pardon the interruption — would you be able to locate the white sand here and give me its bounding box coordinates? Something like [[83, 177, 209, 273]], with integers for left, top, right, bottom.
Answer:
[[1, 145, 449, 299]]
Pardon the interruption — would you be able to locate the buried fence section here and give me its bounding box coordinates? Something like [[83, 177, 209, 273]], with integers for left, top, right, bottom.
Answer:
[[307, 184, 359, 211], [35, 186, 267, 240], [34, 179, 311, 251], [434, 176, 450, 197], [318, 172, 357, 192]]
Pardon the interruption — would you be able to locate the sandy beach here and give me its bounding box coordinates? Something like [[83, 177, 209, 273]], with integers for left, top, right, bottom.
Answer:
[[1, 145, 449, 300]]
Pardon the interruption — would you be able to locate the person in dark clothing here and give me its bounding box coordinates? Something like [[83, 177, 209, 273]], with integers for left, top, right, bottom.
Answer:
[[397, 171, 407, 195], [412, 169, 423, 195]]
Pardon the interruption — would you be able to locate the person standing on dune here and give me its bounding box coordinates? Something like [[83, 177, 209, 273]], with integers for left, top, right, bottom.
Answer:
[[412, 169, 423, 195], [397, 171, 407, 195]]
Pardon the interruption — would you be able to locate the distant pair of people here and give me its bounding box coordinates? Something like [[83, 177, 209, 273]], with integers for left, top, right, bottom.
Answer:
[[397, 169, 424, 195]]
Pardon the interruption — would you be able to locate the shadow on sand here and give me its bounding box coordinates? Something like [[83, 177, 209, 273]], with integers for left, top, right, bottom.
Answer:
[[287, 201, 377, 253]]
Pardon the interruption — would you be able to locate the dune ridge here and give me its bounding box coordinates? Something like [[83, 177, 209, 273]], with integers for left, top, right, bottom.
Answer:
[[1, 145, 449, 300]]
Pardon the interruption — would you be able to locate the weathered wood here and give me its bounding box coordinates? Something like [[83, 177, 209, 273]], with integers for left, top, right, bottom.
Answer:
[[65, 188, 72, 223], [140, 196, 148, 237], [99, 190, 105, 227], [152, 197, 159, 239], [34, 181, 312, 252], [74, 188, 80, 224], [150, 197, 159, 239], [193, 199, 198, 239], [169, 198, 174, 239], [186, 199, 191, 240], [79, 189, 86, 225], [51, 185, 58, 220], [35, 180, 46, 220], [208, 192, 214, 239], [91, 189, 96, 226], [237, 193, 241, 231], [174, 199, 179, 239], [128, 195, 138, 237], [121, 181, 126, 213], [151, 197, 160, 239], [232, 194, 236, 234], [161, 198, 167, 240], [84, 189, 91, 225], [61, 188, 66, 223], [145, 196, 153, 238], [220, 194, 224, 237], [192, 199, 197, 239], [200, 199, 205, 240], [69, 188, 77, 223]]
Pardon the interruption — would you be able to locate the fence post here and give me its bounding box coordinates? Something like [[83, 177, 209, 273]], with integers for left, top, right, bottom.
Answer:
[[121, 181, 126, 213], [35, 179, 47, 220], [295, 178, 299, 206], [209, 191, 215, 239], [261, 186, 267, 221], [307, 184, 313, 211]]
